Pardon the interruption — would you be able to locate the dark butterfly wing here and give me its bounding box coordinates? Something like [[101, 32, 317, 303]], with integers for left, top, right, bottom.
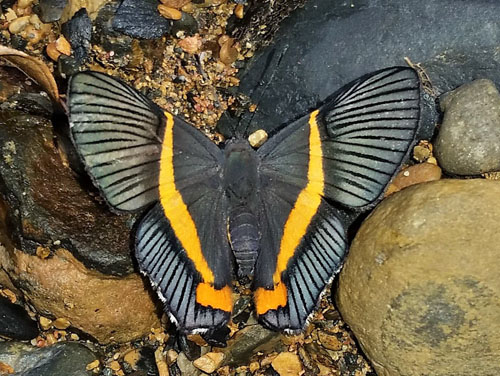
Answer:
[[68, 71, 165, 212], [68, 71, 233, 333], [320, 66, 420, 208], [254, 67, 420, 331]]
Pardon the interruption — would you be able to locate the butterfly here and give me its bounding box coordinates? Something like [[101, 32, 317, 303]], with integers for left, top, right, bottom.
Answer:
[[67, 67, 420, 333]]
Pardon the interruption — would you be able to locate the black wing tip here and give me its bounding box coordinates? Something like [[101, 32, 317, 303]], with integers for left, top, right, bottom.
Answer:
[[258, 309, 306, 333]]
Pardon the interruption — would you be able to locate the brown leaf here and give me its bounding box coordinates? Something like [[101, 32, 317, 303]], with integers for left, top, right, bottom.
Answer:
[[0, 45, 59, 102]]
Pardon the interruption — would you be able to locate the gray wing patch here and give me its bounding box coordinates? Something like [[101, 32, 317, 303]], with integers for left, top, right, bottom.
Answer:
[[320, 67, 420, 208], [68, 71, 164, 212]]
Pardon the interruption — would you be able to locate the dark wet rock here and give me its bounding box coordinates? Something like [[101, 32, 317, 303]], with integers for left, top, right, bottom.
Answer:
[[0, 297, 38, 340], [170, 12, 199, 36], [134, 347, 159, 376], [228, 0, 306, 49], [434, 79, 500, 175], [92, 1, 133, 59], [221, 325, 280, 366], [57, 55, 82, 78], [0, 341, 97, 376], [337, 179, 500, 376], [0, 111, 133, 275], [112, 0, 171, 39], [61, 8, 92, 67], [35, 0, 68, 23], [9, 34, 27, 51], [234, 0, 500, 142], [92, 1, 166, 70], [0, 92, 53, 118]]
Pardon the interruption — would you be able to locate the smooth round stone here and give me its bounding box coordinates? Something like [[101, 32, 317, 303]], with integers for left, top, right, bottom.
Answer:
[[336, 179, 500, 376], [435, 79, 500, 175]]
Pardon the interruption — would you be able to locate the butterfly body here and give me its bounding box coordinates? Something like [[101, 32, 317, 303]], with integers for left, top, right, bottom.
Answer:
[[68, 67, 420, 333]]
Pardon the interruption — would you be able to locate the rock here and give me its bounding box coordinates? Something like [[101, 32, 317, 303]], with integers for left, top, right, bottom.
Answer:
[[35, 0, 68, 23], [135, 347, 160, 376], [271, 352, 303, 376], [61, 8, 92, 66], [0, 110, 133, 275], [59, 0, 108, 23], [221, 325, 280, 366], [317, 331, 342, 352], [176, 352, 202, 376], [336, 179, 500, 376], [0, 297, 38, 340], [386, 163, 442, 196], [92, 1, 167, 69], [193, 352, 225, 373], [234, 0, 500, 141], [0, 246, 160, 344], [0, 341, 97, 376], [170, 12, 199, 36], [112, 0, 171, 39], [434, 80, 500, 175]]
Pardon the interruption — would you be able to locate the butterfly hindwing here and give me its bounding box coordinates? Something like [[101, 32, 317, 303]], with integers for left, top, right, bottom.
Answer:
[[254, 67, 420, 330], [68, 71, 233, 333]]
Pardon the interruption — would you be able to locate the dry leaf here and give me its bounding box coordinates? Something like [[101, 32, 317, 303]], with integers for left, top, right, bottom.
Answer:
[[0, 45, 59, 102]]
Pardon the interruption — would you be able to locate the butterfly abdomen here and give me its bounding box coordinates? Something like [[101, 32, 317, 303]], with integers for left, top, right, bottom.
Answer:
[[228, 207, 260, 278]]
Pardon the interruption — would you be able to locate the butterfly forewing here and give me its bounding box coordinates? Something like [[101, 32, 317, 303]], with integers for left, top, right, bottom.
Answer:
[[68, 72, 233, 333]]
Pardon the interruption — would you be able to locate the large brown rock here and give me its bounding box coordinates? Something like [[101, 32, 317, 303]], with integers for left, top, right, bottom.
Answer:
[[336, 179, 500, 376], [0, 244, 160, 344], [0, 66, 161, 343]]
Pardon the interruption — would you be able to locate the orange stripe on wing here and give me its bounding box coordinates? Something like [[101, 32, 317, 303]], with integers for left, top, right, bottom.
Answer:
[[158, 112, 231, 312], [255, 109, 324, 314]]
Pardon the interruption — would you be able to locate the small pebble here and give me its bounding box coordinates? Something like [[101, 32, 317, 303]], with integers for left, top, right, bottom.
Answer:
[[35, 246, 50, 259], [39, 316, 52, 330], [234, 3, 244, 18], [177, 35, 202, 54], [248, 129, 268, 148], [1, 289, 17, 304], [271, 352, 303, 376], [193, 352, 225, 373], [123, 349, 141, 369], [86, 359, 100, 371], [413, 143, 432, 162], [160, 0, 191, 8], [53, 317, 71, 330], [22, 25, 42, 44], [219, 37, 238, 65], [158, 4, 183, 20], [0, 362, 14, 374], [166, 349, 178, 365], [386, 163, 442, 196], [46, 42, 61, 61], [109, 360, 121, 371], [154, 346, 169, 376], [318, 331, 343, 351], [8, 15, 30, 34], [17, 0, 34, 9], [55, 35, 71, 56]]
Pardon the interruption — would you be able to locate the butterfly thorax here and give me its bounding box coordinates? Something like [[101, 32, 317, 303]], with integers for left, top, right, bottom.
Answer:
[[223, 139, 261, 278]]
